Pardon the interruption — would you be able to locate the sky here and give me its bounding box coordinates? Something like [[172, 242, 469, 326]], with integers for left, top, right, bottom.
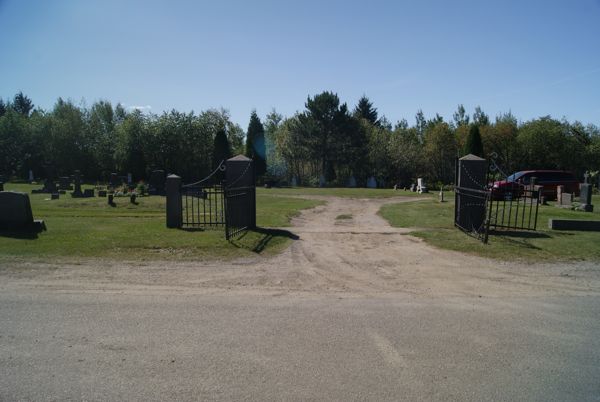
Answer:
[[1, 0, 599, 130]]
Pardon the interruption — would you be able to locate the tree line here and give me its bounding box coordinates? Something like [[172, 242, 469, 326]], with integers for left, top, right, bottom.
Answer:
[[1, 91, 599, 186]]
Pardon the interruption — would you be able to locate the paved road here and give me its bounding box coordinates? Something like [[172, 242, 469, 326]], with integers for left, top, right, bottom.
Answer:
[[1, 289, 599, 401]]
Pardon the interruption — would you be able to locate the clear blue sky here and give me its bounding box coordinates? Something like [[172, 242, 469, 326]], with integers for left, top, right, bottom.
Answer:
[[1, 0, 599, 129]]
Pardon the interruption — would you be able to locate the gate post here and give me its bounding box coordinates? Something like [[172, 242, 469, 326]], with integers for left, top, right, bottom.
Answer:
[[166, 174, 182, 228]]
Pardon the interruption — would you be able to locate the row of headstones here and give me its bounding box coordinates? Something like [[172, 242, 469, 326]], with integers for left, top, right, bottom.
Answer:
[[29, 169, 168, 197], [556, 173, 594, 212]]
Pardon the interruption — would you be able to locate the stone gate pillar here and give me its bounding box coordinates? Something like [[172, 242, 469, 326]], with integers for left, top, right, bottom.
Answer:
[[166, 174, 182, 228]]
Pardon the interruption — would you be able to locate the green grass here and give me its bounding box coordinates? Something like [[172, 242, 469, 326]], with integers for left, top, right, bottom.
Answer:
[[380, 195, 600, 262], [0, 183, 322, 261], [335, 214, 353, 220], [257, 186, 425, 198]]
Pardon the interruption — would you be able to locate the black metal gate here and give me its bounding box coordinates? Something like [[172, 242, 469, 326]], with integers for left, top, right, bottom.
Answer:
[[179, 157, 256, 239], [455, 154, 541, 243]]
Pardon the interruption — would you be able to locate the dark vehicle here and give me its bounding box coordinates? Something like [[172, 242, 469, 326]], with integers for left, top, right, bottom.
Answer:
[[491, 170, 579, 200]]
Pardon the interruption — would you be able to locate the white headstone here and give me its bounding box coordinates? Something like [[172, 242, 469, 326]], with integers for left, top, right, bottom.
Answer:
[[367, 176, 377, 188], [28, 170, 34, 182], [417, 178, 428, 193], [347, 176, 357, 188]]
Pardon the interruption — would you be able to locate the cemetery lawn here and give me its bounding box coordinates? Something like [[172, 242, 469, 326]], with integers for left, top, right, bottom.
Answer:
[[259, 187, 424, 198], [0, 183, 323, 261], [380, 195, 600, 262]]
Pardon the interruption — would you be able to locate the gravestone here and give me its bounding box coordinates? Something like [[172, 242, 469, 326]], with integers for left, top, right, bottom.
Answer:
[[83, 189, 94, 197], [410, 183, 417, 192], [0, 192, 46, 232], [98, 190, 107, 197], [319, 174, 326, 188], [109, 173, 120, 189], [347, 176, 357, 188], [43, 179, 57, 193], [59, 176, 73, 191], [71, 170, 84, 197], [556, 185, 564, 205], [127, 173, 133, 185], [417, 178, 428, 193], [148, 170, 166, 195], [366, 177, 377, 189], [578, 174, 594, 212], [28, 170, 34, 182], [291, 176, 298, 187], [51, 193, 59, 200]]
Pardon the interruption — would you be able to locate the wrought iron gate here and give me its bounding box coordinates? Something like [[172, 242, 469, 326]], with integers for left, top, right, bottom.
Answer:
[[454, 154, 541, 244], [178, 156, 256, 239]]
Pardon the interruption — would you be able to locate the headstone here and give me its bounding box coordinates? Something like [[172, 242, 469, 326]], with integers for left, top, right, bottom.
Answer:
[[319, 174, 326, 188], [291, 176, 298, 187], [556, 185, 564, 205], [560, 192, 573, 207], [51, 193, 59, 200], [59, 176, 73, 191], [28, 170, 34, 182], [410, 183, 417, 192], [417, 178, 428, 193], [439, 186, 445, 202], [130, 194, 137, 204], [148, 170, 166, 195], [109, 173, 120, 189], [98, 190, 107, 197], [71, 170, 83, 197], [108, 194, 114, 205], [0, 192, 46, 232], [366, 176, 377, 189], [83, 189, 94, 198], [347, 176, 357, 188], [43, 179, 57, 194], [578, 183, 594, 212], [127, 173, 133, 184]]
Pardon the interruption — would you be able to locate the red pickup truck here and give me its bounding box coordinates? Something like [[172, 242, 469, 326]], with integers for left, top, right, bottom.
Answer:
[[491, 170, 580, 200]]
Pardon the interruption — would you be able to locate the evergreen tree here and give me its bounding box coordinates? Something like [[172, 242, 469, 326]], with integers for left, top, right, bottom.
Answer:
[[12, 92, 34, 117], [0, 99, 7, 117], [473, 106, 490, 126], [212, 127, 231, 171], [453, 104, 469, 127], [464, 124, 484, 157], [245, 110, 266, 176], [353, 95, 379, 126]]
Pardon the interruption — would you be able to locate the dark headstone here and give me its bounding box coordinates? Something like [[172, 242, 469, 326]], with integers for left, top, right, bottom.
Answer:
[[0, 192, 46, 232], [71, 170, 83, 197], [130, 194, 137, 204], [109, 173, 120, 189], [83, 189, 95, 198], [59, 176, 73, 191], [578, 184, 594, 212], [51, 193, 59, 200], [149, 170, 166, 195], [549, 219, 600, 231], [43, 179, 57, 194], [98, 190, 107, 197], [108, 194, 114, 205]]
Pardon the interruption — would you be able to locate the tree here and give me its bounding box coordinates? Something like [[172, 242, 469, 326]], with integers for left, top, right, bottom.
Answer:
[[473, 106, 489, 126], [415, 109, 426, 139], [353, 95, 379, 126], [0, 99, 7, 117], [245, 110, 266, 177], [453, 104, 470, 127], [464, 124, 483, 157], [212, 127, 231, 170], [12, 92, 34, 117], [264, 109, 285, 178], [423, 121, 457, 184]]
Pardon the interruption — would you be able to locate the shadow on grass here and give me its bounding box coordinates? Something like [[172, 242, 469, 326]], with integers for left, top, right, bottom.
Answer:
[[230, 227, 299, 253], [488, 230, 551, 239]]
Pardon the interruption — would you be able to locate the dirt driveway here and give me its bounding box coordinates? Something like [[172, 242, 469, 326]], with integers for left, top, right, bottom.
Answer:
[[2, 195, 599, 298]]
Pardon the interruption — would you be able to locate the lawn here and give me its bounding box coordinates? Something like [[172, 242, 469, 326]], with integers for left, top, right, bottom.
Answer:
[[380, 194, 600, 262], [256, 186, 423, 198], [0, 183, 322, 261]]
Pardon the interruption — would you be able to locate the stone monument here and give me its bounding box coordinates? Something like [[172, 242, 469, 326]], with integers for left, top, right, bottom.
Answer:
[[0, 192, 46, 232], [578, 172, 594, 212]]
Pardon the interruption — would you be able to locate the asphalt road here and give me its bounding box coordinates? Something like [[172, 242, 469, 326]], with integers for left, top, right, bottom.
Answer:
[[1, 289, 599, 401]]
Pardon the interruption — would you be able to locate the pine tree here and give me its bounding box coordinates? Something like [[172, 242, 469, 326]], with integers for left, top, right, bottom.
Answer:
[[245, 110, 267, 177], [464, 124, 484, 157], [353, 95, 379, 126], [212, 127, 232, 171], [0, 99, 7, 117], [12, 92, 34, 117]]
